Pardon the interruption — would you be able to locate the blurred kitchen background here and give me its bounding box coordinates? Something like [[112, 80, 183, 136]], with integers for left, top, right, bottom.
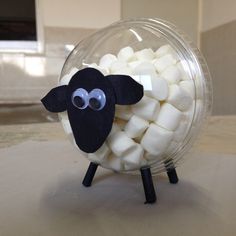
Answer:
[[0, 0, 235, 125]]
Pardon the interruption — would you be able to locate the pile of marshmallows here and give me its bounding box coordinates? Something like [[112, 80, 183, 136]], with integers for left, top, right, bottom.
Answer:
[[60, 44, 200, 172]]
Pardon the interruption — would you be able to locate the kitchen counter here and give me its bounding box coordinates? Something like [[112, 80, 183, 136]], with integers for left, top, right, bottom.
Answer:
[[0, 116, 235, 236]]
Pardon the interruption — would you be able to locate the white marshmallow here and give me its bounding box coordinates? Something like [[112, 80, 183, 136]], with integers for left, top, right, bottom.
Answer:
[[87, 143, 110, 163], [128, 60, 142, 70], [59, 67, 79, 85], [155, 103, 182, 131], [103, 155, 123, 171], [179, 80, 195, 99], [116, 67, 132, 77], [88, 63, 109, 75], [133, 61, 156, 75], [99, 54, 117, 70], [108, 123, 121, 138], [110, 60, 127, 73], [176, 61, 191, 80], [165, 141, 179, 154], [141, 123, 173, 155], [123, 144, 144, 169], [182, 102, 195, 121], [155, 44, 175, 58], [107, 131, 136, 156], [135, 48, 155, 61], [167, 84, 193, 111], [124, 115, 149, 138], [117, 46, 134, 62], [161, 65, 181, 84], [173, 121, 189, 142], [131, 62, 161, 92], [154, 54, 177, 73], [115, 105, 133, 120], [113, 67, 133, 76], [144, 152, 164, 162], [145, 75, 169, 101], [131, 96, 160, 121]]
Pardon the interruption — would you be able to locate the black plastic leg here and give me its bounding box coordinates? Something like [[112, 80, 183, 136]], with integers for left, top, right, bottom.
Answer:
[[140, 167, 156, 204], [82, 162, 98, 187], [166, 168, 179, 184], [164, 159, 179, 184]]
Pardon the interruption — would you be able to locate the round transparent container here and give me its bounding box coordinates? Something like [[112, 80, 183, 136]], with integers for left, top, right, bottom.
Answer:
[[59, 18, 212, 174]]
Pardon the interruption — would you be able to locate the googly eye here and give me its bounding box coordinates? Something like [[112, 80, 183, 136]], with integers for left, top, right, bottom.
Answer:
[[88, 89, 106, 111], [72, 88, 89, 109]]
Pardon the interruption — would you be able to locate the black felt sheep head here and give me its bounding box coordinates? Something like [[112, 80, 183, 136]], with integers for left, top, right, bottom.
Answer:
[[41, 68, 143, 153]]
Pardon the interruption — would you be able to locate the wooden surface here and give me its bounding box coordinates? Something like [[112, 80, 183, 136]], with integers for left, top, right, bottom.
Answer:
[[0, 116, 235, 236]]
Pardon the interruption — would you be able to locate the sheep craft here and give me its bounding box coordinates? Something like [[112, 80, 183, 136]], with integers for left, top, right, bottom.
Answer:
[[41, 66, 167, 204], [41, 18, 212, 204]]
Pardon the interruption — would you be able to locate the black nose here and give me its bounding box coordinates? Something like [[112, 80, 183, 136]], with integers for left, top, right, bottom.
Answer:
[[67, 98, 115, 154], [72, 122, 112, 153]]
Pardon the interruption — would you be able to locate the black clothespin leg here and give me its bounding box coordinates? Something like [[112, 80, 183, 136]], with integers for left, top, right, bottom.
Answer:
[[165, 159, 179, 184], [82, 162, 99, 187], [140, 167, 156, 204]]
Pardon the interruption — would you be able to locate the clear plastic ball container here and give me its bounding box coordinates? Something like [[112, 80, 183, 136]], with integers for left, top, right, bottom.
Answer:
[[58, 18, 212, 174]]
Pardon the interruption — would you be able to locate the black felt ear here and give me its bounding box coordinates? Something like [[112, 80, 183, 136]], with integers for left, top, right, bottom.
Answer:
[[106, 75, 143, 105], [41, 85, 67, 112]]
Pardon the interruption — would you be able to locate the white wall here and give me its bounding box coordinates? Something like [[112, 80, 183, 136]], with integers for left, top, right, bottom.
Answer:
[[121, 0, 199, 44], [41, 0, 121, 28], [201, 0, 236, 31], [40, 0, 236, 32]]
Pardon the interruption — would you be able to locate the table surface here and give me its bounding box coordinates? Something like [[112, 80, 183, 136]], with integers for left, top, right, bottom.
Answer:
[[0, 116, 236, 236]]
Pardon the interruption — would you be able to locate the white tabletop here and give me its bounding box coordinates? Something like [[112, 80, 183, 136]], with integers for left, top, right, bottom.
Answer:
[[0, 116, 235, 236]]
